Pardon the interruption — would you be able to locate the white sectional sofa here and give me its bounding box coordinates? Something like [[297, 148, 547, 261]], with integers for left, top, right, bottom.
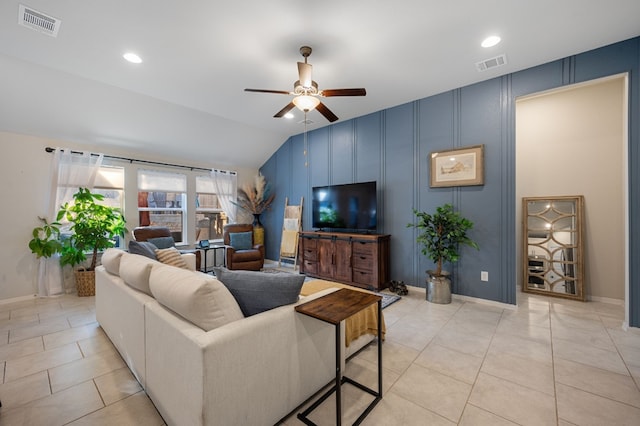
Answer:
[[95, 249, 337, 426]]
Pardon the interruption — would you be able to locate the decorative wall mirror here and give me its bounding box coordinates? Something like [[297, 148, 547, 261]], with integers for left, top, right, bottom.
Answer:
[[522, 195, 585, 300]]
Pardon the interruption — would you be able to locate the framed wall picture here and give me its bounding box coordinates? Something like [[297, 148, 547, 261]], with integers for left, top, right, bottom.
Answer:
[[430, 145, 484, 187]]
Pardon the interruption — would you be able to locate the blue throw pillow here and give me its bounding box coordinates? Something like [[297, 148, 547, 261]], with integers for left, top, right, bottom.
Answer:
[[213, 267, 304, 316], [128, 240, 158, 259], [147, 236, 176, 249], [229, 232, 253, 250]]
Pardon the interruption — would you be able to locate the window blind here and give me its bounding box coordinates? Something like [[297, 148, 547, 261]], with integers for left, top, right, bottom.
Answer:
[[138, 170, 187, 192]]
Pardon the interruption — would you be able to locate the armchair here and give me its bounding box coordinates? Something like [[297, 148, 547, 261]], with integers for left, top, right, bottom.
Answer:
[[223, 224, 265, 271], [132, 226, 201, 271]]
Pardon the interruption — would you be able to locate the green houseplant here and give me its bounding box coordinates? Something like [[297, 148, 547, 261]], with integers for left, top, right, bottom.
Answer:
[[28, 217, 63, 259], [407, 203, 478, 303], [58, 187, 127, 270], [29, 188, 127, 296]]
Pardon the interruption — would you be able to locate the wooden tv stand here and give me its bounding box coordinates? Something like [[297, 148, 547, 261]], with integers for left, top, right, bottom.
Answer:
[[298, 231, 390, 291]]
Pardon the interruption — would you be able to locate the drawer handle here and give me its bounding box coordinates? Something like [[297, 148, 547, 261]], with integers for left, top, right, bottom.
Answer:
[[360, 256, 366, 260]]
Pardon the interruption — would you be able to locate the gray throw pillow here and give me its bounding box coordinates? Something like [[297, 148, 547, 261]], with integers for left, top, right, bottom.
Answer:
[[147, 236, 176, 249], [228, 231, 253, 250], [213, 267, 304, 316], [128, 240, 158, 259]]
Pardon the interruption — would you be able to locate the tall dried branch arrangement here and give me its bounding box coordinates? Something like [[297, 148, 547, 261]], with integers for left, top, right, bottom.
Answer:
[[233, 174, 275, 215]]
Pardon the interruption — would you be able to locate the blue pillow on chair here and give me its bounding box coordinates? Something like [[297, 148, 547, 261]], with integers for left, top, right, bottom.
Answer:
[[147, 236, 176, 249], [229, 232, 253, 250]]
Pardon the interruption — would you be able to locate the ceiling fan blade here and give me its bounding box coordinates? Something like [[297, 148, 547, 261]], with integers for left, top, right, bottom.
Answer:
[[316, 102, 339, 122], [297, 62, 313, 88], [320, 88, 367, 97], [245, 88, 292, 95], [274, 102, 296, 118]]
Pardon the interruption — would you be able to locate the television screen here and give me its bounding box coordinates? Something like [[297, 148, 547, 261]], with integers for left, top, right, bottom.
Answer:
[[312, 181, 377, 231]]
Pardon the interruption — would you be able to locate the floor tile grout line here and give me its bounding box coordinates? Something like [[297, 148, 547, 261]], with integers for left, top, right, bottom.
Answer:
[[604, 325, 640, 392], [457, 307, 520, 424], [556, 381, 640, 410], [464, 401, 527, 426]]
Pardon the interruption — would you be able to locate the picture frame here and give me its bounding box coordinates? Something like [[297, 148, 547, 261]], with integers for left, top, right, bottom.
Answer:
[[429, 144, 484, 188]]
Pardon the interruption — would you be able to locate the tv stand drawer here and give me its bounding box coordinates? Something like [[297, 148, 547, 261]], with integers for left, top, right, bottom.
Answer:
[[352, 241, 375, 256], [352, 253, 374, 270], [303, 260, 318, 275]]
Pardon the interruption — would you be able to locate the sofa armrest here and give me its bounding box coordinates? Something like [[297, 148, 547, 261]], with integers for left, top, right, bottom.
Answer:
[[144, 288, 338, 426], [180, 252, 196, 271]]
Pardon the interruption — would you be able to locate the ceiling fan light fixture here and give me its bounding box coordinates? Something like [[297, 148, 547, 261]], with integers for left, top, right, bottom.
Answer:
[[293, 95, 320, 112]]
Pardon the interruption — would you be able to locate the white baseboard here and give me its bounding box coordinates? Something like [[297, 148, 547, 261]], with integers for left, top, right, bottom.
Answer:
[[452, 293, 517, 310], [0, 294, 37, 305], [587, 295, 624, 305]]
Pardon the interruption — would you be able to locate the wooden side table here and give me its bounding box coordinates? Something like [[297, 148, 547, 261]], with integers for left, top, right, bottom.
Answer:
[[295, 288, 382, 426]]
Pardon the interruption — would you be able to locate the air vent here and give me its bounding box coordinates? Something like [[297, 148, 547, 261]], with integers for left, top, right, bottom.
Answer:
[[18, 4, 61, 37], [476, 54, 507, 72]]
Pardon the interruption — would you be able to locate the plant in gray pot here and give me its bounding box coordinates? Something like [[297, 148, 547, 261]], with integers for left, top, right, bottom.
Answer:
[[407, 204, 478, 304]]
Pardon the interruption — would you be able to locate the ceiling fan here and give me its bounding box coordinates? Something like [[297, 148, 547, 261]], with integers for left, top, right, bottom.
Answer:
[[244, 46, 366, 123]]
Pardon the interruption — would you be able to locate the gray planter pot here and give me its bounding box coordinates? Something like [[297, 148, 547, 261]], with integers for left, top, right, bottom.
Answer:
[[426, 271, 451, 304]]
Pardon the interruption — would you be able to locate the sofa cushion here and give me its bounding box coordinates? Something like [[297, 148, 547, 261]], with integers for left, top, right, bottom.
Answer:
[[119, 253, 157, 295], [155, 247, 188, 269], [213, 267, 304, 316], [147, 236, 176, 249], [128, 240, 158, 260], [229, 232, 252, 250], [101, 248, 125, 275], [149, 264, 244, 331]]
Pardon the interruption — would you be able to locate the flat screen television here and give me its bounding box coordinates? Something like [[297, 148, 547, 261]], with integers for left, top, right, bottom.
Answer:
[[312, 181, 377, 231]]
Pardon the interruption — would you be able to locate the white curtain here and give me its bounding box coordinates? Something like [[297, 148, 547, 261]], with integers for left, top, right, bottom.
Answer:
[[39, 148, 104, 297], [210, 169, 238, 223]]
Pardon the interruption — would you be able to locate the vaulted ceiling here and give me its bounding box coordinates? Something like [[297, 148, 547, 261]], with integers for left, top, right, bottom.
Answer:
[[1, 1, 639, 169]]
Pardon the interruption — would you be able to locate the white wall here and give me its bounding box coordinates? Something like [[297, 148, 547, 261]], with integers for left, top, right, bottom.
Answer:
[[0, 131, 257, 301], [516, 76, 625, 301]]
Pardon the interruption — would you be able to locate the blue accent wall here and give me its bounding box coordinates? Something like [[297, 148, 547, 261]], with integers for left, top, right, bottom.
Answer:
[[260, 37, 640, 326]]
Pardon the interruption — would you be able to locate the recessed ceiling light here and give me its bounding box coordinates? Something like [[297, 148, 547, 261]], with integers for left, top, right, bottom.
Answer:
[[481, 36, 501, 48], [284, 112, 294, 119], [123, 52, 142, 64]]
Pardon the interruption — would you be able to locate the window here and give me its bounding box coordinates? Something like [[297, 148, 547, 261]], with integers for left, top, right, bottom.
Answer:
[[93, 166, 125, 247], [138, 170, 187, 244], [55, 164, 125, 248], [195, 175, 228, 241]]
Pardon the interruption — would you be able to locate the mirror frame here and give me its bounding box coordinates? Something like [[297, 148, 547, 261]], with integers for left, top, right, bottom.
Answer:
[[522, 195, 585, 301]]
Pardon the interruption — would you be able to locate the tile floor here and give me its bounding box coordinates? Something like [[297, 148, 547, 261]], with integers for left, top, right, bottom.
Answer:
[[1, 285, 639, 425]]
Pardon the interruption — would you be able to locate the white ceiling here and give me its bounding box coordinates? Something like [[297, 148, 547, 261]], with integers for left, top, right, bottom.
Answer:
[[1, 1, 639, 169]]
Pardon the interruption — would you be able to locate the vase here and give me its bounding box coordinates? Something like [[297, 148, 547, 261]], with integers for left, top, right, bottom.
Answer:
[[426, 270, 451, 304], [252, 214, 264, 246]]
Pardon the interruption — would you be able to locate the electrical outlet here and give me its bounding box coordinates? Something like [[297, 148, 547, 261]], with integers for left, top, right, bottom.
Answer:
[[481, 271, 489, 282]]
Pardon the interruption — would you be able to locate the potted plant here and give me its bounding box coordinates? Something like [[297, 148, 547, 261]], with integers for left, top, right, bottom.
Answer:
[[232, 173, 275, 245], [407, 203, 478, 303], [29, 217, 63, 259], [57, 188, 127, 296]]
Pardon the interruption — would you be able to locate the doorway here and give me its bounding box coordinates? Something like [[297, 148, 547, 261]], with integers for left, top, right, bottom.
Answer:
[[515, 74, 629, 323]]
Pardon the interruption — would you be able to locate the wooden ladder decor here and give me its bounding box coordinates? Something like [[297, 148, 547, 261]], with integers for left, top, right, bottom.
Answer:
[[279, 197, 303, 270]]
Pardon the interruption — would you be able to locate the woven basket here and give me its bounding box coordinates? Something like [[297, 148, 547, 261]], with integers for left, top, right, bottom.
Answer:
[[75, 268, 96, 297]]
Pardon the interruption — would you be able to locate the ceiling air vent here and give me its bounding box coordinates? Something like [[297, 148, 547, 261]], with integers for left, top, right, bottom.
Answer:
[[18, 4, 61, 37], [476, 54, 507, 72]]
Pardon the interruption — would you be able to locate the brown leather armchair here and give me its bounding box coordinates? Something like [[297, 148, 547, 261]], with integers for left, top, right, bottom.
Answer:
[[132, 226, 201, 270], [223, 224, 264, 271]]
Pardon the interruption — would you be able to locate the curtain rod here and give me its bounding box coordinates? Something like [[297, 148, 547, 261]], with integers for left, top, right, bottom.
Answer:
[[44, 147, 235, 174]]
